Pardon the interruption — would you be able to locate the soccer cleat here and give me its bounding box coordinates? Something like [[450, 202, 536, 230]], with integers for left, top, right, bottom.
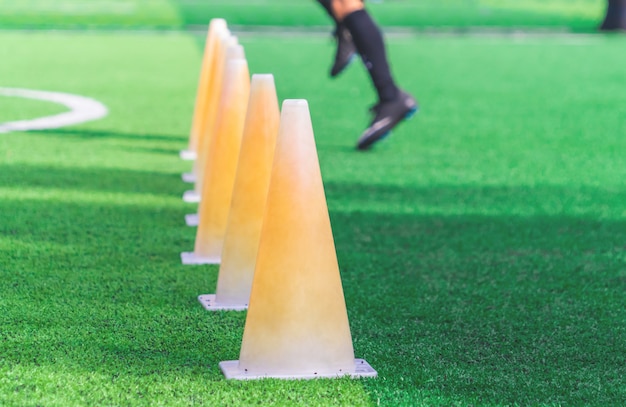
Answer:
[[356, 90, 418, 150], [330, 26, 357, 77]]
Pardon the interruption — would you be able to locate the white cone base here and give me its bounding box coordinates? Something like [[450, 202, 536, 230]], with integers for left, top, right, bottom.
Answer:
[[181, 251, 220, 265], [182, 172, 197, 183], [198, 294, 247, 311], [219, 359, 377, 380], [180, 149, 197, 160], [185, 213, 199, 226], [183, 190, 201, 203]]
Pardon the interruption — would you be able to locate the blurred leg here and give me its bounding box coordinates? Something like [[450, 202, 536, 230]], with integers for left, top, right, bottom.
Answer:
[[331, 0, 364, 21], [316, 0, 358, 77], [331, 0, 418, 150], [316, 0, 338, 23], [337, 2, 398, 102]]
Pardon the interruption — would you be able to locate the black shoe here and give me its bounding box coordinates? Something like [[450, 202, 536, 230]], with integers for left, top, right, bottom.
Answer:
[[330, 26, 357, 77], [356, 90, 418, 150]]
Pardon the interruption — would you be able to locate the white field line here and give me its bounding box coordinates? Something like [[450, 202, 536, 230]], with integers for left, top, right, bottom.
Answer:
[[0, 87, 108, 133]]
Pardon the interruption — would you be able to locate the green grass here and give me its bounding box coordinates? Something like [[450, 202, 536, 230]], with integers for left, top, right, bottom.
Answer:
[[1, 2, 626, 406], [0, 0, 607, 31], [0, 95, 67, 123], [0, 0, 182, 29], [174, 0, 606, 32]]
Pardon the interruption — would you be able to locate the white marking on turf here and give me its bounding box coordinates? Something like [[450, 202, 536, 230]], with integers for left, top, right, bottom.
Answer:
[[0, 88, 108, 133]]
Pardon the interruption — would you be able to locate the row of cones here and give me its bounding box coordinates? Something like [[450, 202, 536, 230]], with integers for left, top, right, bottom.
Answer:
[[178, 19, 376, 380]]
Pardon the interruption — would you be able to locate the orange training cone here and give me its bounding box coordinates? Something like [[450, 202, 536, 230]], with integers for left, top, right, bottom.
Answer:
[[182, 34, 239, 199], [180, 58, 250, 265], [183, 40, 244, 205], [191, 37, 242, 196], [219, 100, 377, 379], [198, 74, 280, 311], [180, 18, 228, 162]]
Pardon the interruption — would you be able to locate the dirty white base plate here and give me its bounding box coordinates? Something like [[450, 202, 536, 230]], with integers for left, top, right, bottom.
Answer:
[[219, 359, 377, 380], [180, 252, 219, 265], [185, 213, 199, 226], [180, 149, 197, 160], [183, 190, 200, 203], [182, 172, 196, 183], [198, 294, 247, 311]]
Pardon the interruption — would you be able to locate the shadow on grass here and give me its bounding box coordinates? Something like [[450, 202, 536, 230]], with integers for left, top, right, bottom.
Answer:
[[31, 128, 185, 143], [324, 182, 626, 219], [324, 182, 626, 406], [0, 193, 240, 384], [0, 199, 189, 249], [0, 163, 185, 196], [124, 146, 183, 156], [1, 180, 625, 405]]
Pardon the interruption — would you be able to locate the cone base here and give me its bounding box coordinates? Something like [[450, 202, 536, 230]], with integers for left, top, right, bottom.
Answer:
[[182, 172, 197, 183], [185, 213, 199, 226], [198, 294, 247, 311], [218, 359, 377, 380], [180, 149, 197, 161], [181, 251, 220, 265], [183, 190, 201, 203]]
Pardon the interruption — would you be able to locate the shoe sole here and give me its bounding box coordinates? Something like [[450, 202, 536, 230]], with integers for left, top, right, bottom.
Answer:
[[357, 105, 418, 150]]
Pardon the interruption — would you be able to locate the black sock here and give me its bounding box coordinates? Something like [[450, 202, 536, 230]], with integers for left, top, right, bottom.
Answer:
[[343, 9, 399, 103]]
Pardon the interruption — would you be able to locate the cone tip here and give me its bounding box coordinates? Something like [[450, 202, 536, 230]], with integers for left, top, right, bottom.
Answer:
[[210, 19, 228, 32], [252, 73, 274, 80], [251, 74, 275, 85], [226, 44, 245, 60], [211, 18, 227, 26], [221, 34, 238, 46], [282, 99, 309, 109]]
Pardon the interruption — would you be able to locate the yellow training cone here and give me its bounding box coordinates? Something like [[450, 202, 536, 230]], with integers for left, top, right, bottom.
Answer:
[[183, 41, 244, 203], [219, 100, 377, 380], [180, 58, 250, 265], [198, 74, 280, 311], [180, 18, 228, 162], [182, 34, 240, 199]]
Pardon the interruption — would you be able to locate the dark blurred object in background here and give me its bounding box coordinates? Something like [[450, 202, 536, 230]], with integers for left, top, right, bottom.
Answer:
[[600, 0, 626, 30]]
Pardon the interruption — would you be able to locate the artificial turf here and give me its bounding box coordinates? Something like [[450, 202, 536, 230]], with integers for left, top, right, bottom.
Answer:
[[0, 0, 607, 32], [1, 2, 626, 406], [0, 95, 67, 123]]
